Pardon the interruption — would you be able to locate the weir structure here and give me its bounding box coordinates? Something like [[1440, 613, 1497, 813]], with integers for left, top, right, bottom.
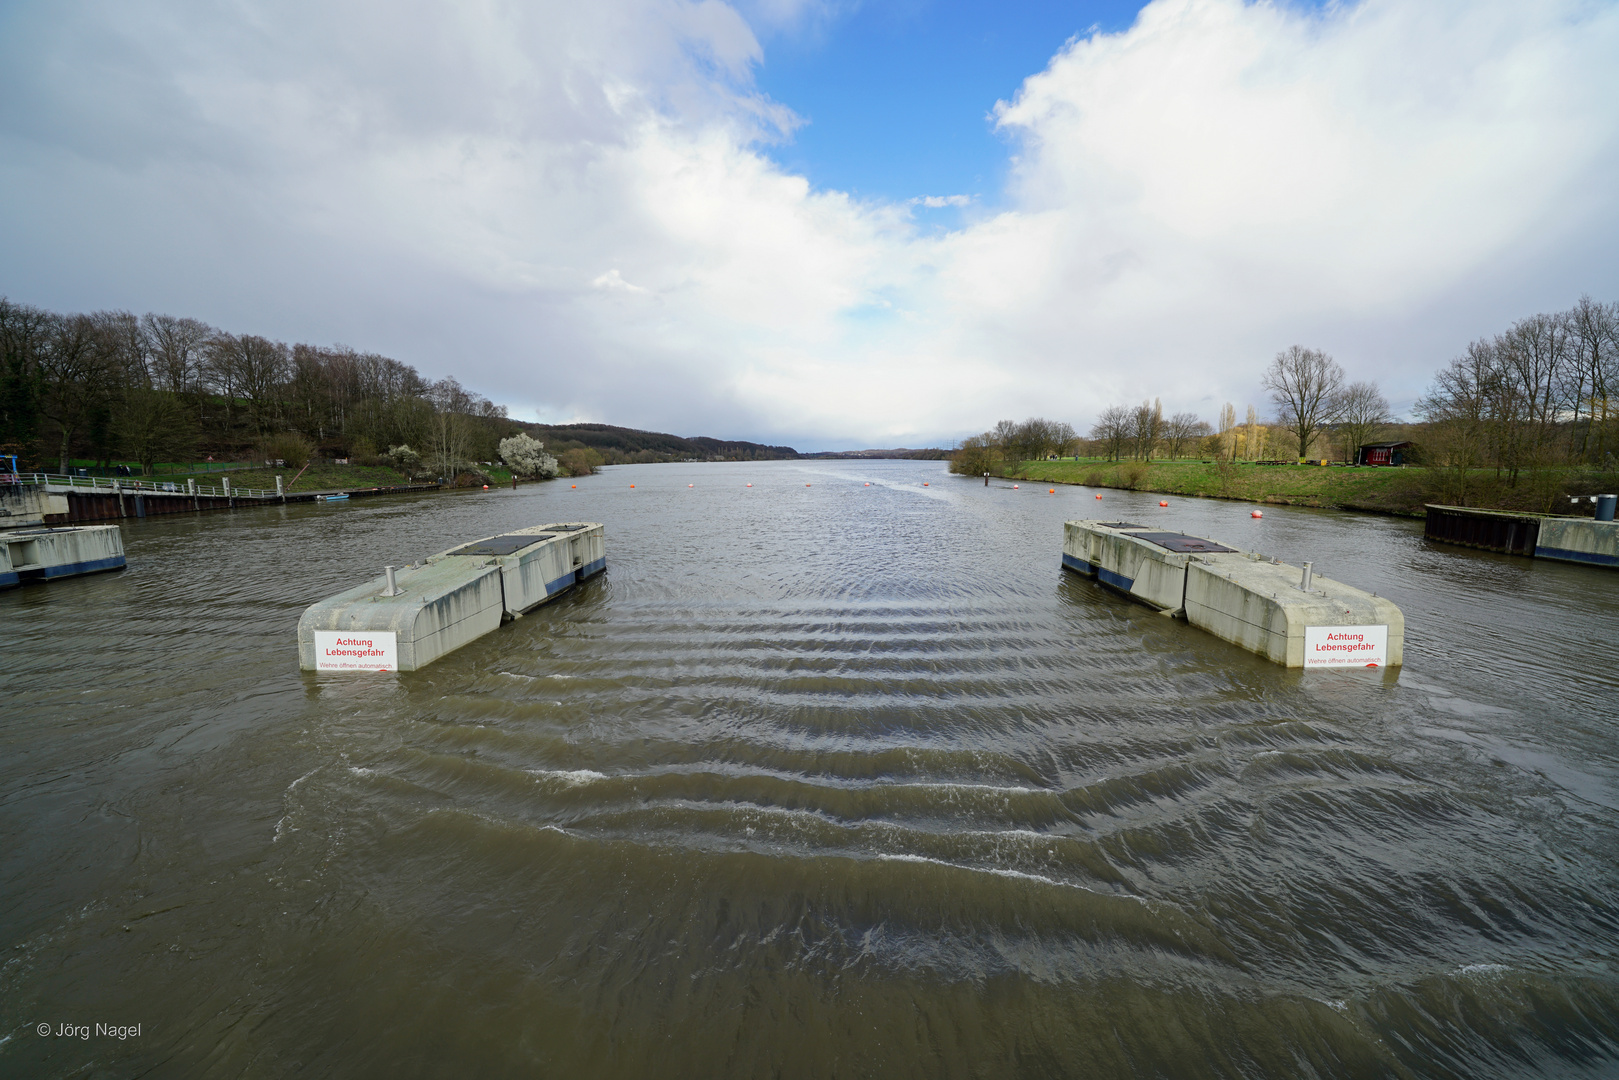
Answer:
[[297, 522, 606, 672], [1423, 504, 1618, 569], [10, 472, 439, 523], [0, 487, 127, 587], [1062, 520, 1404, 669]]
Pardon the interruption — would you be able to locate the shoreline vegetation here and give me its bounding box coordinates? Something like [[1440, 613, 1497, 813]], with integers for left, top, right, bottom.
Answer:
[[998, 458, 1613, 518]]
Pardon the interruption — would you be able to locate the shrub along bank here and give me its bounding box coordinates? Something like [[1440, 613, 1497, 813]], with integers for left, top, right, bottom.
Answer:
[[1004, 459, 1613, 517]]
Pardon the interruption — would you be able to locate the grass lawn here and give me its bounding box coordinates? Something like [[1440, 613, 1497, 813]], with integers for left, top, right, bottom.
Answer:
[[1008, 459, 1434, 516]]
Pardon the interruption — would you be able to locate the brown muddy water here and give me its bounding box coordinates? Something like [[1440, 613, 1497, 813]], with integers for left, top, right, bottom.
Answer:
[[2, 459, 1617, 1078]]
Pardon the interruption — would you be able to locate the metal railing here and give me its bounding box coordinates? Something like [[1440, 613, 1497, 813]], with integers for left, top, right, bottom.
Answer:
[[21, 473, 282, 499]]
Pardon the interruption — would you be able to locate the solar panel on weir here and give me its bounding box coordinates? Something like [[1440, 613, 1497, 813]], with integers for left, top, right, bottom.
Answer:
[[447, 534, 556, 556], [1124, 532, 1236, 554]]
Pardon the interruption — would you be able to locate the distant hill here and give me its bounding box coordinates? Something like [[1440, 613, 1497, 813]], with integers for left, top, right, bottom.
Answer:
[[801, 448, 951, 460], [517, 422, 799, 464]]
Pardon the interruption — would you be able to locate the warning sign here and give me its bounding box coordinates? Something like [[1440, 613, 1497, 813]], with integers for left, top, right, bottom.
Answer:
[[1304, 624, 1387, 668], [314, 630, 398, 672]]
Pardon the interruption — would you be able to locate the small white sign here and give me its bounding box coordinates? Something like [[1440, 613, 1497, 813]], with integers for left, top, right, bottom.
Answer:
[[314, 630, 398, 672], [1304, 624, 1388, 668]]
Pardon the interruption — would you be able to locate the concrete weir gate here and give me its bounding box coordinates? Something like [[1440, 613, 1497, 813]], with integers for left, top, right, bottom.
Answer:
[[1063, 520, 1404, 669], [0, 525, 126, 588], [298, 522, 606, 672]]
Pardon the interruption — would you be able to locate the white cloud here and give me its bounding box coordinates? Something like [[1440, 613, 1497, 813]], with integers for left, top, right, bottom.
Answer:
[[1, 0, 1617, 447]]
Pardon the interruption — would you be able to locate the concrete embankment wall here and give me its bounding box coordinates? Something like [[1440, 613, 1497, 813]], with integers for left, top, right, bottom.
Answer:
[[53, 483, 441, 523], [1063, 520, 1403, 669], [1, 488, 63, 529], [1424, 504, 1618, 569]]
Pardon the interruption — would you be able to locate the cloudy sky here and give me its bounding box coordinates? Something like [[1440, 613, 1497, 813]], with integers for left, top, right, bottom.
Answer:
[[2, 0, 1617, 450]]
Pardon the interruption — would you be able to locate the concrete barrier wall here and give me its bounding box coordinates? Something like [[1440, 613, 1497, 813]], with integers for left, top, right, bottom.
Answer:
[[1, 525, 126, 587], [452, 522, 607, 616], [1063, 519, 1403, 669], [298, 560, 507, 671], [1535, 518, 1618, 568], [299, 521, 607, 672], [1184, 555, 1404, 668], [1, 488, 52, 528], [1061, 522, 1191, 613]]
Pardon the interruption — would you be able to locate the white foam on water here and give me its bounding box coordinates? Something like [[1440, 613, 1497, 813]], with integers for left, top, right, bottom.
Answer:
[[875, 852, 1090, 892], [529, 768, 608, 786]]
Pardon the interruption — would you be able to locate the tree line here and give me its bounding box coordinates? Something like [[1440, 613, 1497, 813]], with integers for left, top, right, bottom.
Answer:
[[1418, 296, 1618, 486], [0, 297, 520, 476], [953, 294, 1617, 481]]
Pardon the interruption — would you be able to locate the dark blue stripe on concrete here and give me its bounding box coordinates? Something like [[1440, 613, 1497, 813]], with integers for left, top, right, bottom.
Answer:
[[547, 557, 605, 595], [1097, 566, 1134, 592], [1535, 546, 1619, 567], [41, 555, 126, 579], [0, 571, 18, 588], [1061, 552, 1094, 575]]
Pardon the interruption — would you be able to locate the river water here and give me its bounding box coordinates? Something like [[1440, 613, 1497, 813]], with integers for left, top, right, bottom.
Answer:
[[3, 459, 1617, 1078]]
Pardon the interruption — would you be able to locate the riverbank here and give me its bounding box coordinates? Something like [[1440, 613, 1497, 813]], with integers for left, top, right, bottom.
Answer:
[[1006, 460, 1433, 516], [1005, 459, 1616, 517], [147, 463, 416, 492]]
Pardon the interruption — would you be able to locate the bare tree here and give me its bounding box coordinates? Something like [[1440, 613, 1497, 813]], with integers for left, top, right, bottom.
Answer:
[[142, 314, 214, 396], [1494, 313, 1570, 483], [1333, 382, 1390, 463], [424, 377, 479, 477], [1129, 398, 1163, 460], [1214, 403, 1237, 460], [1089, 405, 1132, 461], [1565, 295, 1618, 463], [1162, 411, 1206, 460], [1263, 346, 1345, 458], [36, 314, 117, 472], [1418, 342, 1494, 503], [0, 298, 54, 450]]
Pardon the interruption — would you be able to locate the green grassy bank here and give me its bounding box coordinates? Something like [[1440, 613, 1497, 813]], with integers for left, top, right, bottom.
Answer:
[[1007, 460, 1432, 517]]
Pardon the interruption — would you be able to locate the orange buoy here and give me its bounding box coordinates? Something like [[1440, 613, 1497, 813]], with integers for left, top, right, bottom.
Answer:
[[1013, 484, 1020, 489], [1048, 488, 1055, 494], [629, 484, 635, 488], [923, 482, 929, 486], [1159, 500, 1168, 507], [865, 482, 870, 486], [746, 483, 752, 487], [806, 483, 812, 487], [688, 484, 694, 487], [1251, 510, 1263, 518], [482, 484, 489, 490], [1094, 493, 1102, 499], [571, 484, 576, 489]]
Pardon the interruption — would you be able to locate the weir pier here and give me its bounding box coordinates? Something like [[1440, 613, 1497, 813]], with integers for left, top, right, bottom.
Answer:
[[1063, 519, 1403, 669], [298, 523, 607, 672], [0, 487, 126, 586], [1423, 503, 1618, 569]]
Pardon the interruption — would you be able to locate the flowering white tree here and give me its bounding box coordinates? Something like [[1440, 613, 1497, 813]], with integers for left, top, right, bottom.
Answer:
[[499, 432, 559, 479], [386, 444, 421, 474]]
